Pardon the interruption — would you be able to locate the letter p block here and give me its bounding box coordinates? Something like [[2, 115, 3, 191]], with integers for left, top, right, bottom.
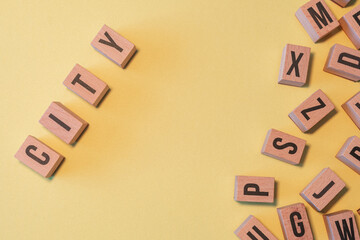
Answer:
[[234, 176, 275, 203]]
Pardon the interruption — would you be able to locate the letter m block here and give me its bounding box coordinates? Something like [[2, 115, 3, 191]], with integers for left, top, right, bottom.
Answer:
[[234, 176, 275, 203]]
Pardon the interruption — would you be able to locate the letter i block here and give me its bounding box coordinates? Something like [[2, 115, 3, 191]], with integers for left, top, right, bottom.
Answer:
[[324, 210, 360, 240], [324, 44, 360, 81], [277, 203, 314, 240], [234, 176, 275, 203], [261, 129, 306, 165], [63, 64, 109, 107], [14, 136, 64, 177], [295, 0, 339, 42], [343, 92, 360, 129], [39, 102, 88, 144], [336, 136, 360, 174], [234, 215, 278, 240], [289, 89, 335, 132], [339, 4, 360, 49], [91, 25, 136, 68], [278, 44, 311, 87], [300, 168, 346, 212]]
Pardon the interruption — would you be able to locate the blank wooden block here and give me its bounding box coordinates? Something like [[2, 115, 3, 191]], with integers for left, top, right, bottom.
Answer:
[[261, 129, 306, 165], [336, 136, 360, 174], [296, 0, 339, 42], [324, 44, 360, 81], [234, 215, 278, 240], [331, 0, 352, 7], [14, 135, 64, 177], [324, 210, 360, 240], [91, 24, 136, 68], [300, 168, 346, 212], [343, 92, 360, 131], [289, 89, 335, 132], [39, 102, 88, 144], [234, 176, 275, 203], [340, 5, 360, 49], [278, 44, 311, 87], [277, 203, 313, 240], [63, 64, 109, 107]]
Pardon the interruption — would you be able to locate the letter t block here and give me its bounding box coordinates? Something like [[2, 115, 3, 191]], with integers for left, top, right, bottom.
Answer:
[[234, 176, 275, 203]]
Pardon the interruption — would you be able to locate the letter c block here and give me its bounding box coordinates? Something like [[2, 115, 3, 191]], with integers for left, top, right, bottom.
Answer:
[[234, 176, 275, 203]]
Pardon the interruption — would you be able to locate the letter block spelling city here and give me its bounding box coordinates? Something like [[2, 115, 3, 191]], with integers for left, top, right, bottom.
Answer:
[[279, 44, 311, 87], [234, 215, 278, 240], [63, 64, 109, 107], [323, 210, 360, 240], [277, 203, 314, 240], [342, 92, 360, 129], [336, 136, 360, 174], [261, 129, 306, 165], [339, 4, 360, 49], [324, 44, 360, 81], [289, 89, 335, 132], [39, 102, 88, 144], [331, 0, 352, 7], [15, 136, 64, 178], [91, 24, 136, 68], [300, 168, 346, 212], [234, 176, 275, 203], [295, 0, 339, 42]]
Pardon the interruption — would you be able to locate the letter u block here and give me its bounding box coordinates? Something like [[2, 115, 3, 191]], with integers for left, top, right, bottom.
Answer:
[[300, 168, 346, 212], [339, 4, 360, 49], [296, 0, 339, 42], [324, 44, 360, 81], [234, 176, 275, 203], [336, 136, 360, 174], [324, 210, 360, 240], [234, 215, 278, 240], [277, 203, 314, 240]]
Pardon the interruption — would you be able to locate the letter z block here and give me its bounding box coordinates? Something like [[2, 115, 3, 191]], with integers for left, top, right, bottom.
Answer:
[[234, 215, 278, 240], [300, 168, 346, 212], [324, 44, 360, 81], [343, 92, 360, 129], [339, 5, 360, 49], [277, 203, 313, 240], [278, 44, 311, 87], [324, 210, 360, 240], [63, 64, 109, 107], [331, 0, 352, 7], [39, 102, 88, 144], [296, 0, 339, 42], [14, 135, 64, 177], [336, 136, 360, 174], [234, 176, 275, 203], [289, 89, 335, 132], [91, 25, 136, 68]]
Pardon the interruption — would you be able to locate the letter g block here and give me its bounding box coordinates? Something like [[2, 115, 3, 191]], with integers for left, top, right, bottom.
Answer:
[[234, 176, 275, 203]]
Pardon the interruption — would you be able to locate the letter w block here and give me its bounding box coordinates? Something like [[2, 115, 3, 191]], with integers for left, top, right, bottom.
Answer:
[[234, 176, 275, 203], [324, 210, 360, 240]]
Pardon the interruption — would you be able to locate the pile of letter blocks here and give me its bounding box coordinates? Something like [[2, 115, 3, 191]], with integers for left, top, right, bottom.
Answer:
[[235, 0, 360, 239]]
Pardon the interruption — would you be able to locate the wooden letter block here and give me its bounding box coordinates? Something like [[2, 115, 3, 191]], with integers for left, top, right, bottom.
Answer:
[[295, 0, 339, 42], [336, 136, 360, 174], [261, 129, 306, 165], [289, 89, 335, 132], [340, 5, 360, 49], [324, 44, 360, 81], [234, 176, 275, 203], [234, 215, 278, 240], [277, 203, 313, 240], [331, 0, 352, 7], [91, 25, 136, 68], [324, 210, 360, 240], [39, 102, 88, 144], [14, 135, 64, 177], [278, 44, 311, 87], [300, 168, 346, 212], [63, 64, 109, 107], [343, 92, 360, 129]]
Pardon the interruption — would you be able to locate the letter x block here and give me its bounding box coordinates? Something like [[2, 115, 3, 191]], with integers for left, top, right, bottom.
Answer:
[[300, 168, 346, 212], [63, 64, 109, 107], [14, 135, 64, 177], [277, 203, 313, 240], [343, 92, 360, 129], [39, 102, 88, 144], [91, 25, 136, 68], [339, 4, 360, 49], [336, 136, 360, 174], [324, 210, 360, 240], [234, 215, 278, 240], [289, 89, 335, 132], [234, 176, 275, 203], [324, 44, 360, 81], [278, 44, 311, 87], [296, 0, 339, 42], [331, 0, 352, 7]]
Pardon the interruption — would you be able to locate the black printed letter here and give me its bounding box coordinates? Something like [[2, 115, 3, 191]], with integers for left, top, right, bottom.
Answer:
[[247, 225, 269, 240], [273, 137, 297, 154], [71, 74, 96, 94], [307, 2, 333, 29], [335, 218, 355, 240], [244, 184, 269, 196], [287, 51, 304, 77], [290, 212, 305, 237], [25, 145, 50, 165], [312, 181, 335, 199], [301, 97, 326, 120], [99, 31, 123, 53], [338, 53, 360, 70]]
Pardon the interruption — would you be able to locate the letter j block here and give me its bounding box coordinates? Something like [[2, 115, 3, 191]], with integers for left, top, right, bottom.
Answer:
[[234, 215, 278, 240], [234, 176, 275, 203]]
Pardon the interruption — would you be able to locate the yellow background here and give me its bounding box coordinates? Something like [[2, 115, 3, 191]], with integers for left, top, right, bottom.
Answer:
[[0, 0, 359, 239]]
